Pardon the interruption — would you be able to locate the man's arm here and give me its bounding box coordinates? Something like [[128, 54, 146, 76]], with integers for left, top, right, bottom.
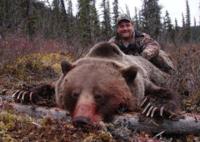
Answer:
[[108, 36, 117, 44], [139, 33, 160, 60]]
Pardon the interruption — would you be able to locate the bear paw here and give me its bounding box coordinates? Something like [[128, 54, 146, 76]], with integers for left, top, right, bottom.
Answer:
[[140, 96, 181, 120], [12, 84, 55, 106], [12, 90, 35, 104]]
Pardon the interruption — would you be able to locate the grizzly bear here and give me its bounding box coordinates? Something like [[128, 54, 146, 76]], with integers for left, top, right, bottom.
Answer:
[[13, 42, 180, 127], [54, 42, 179, 127]]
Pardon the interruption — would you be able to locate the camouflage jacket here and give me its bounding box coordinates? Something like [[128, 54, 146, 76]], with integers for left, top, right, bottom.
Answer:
[[109, 31, 160, 60]]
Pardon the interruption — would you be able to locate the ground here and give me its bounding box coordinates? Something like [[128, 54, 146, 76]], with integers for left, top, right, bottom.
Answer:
[[0, 39, 200, 142]]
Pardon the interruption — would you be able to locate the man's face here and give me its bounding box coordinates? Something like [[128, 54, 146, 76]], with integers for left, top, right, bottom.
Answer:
[[117, 20, 134, 40]]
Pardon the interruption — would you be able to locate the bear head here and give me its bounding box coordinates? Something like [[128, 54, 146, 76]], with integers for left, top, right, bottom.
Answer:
[[55, 58, 139, 128]]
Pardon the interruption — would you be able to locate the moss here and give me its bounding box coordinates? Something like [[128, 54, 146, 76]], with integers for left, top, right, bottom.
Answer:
[[183, 91, 200, 113], [83, 131, 113, 142], [1, 52, 74, 81], [0, 111, 33, 142]]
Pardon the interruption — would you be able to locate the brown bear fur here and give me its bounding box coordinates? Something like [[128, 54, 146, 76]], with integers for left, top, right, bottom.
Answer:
[[55, 42, 180, 126]]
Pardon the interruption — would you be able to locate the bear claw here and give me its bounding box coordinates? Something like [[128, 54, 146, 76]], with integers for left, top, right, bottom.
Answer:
[[141, 102, 178, 119], [21, 91, 27, 102], [140, 97, 148, 107], [12, 90, 20, 99], [146, 106, 154, 117], [142, 103, 151, 114], [17, 91, 24, 100], [160, 106, 164, 116], [151, 107, 158, 118], [29, 92, 33, 102], [12, 90, 33, 103]]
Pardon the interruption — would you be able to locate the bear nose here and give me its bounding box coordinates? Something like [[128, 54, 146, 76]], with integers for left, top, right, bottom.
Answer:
[[72, 116, 92, 128]]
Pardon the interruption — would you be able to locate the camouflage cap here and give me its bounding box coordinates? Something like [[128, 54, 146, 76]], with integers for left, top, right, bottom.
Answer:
[[117, 14, 132, 25]]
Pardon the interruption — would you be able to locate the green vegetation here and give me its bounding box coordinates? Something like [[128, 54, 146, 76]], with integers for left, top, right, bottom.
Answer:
[[0, 111, 33, 142], [0, 0, 199, 45], [1, 53, 73, 81], [0, 111, 114, 142]]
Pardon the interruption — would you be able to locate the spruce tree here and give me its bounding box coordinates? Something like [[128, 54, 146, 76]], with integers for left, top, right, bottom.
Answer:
[[134, 7, 140, 30], [125, 5, 131, 18], [175, 18, 179, 32], [0, 0, 73, 38], [138, 10, 144, 31], [113, 0, 119, 29], [2, 0, 26, 36], [59, 0, 66, 14], [181, 13, 186, 42], [67, 0, 73, 17], [77, 0, 101, 44], [77, 0, 91, 45], [66, 0, 74, 39], [182, 13, 185, 28], [101, 0, 112, 39], [163, 11, 173, 32], [163, 10, 174, 42], [50, 0, 67, 37], [194, 17, 197, 27], [19, 0, 36, 38], [141, 0, 162, 39], [184, 0, 191, 42], [199, 1, 200, 25], [90, 0, 101, 42], [174, 18, 180, 42], [191, 17, 198, 42]]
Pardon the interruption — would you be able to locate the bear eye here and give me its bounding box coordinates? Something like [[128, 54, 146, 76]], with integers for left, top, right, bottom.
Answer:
[[117, 103, 128, 113], [94, 93, 104, 103], [71, 90, 80, 100]]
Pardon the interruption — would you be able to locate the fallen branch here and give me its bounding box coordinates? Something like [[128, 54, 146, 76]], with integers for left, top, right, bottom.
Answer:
[[1, 95, 200, 135], [8, 103, 71, 121], [112, 113, 200, 135]]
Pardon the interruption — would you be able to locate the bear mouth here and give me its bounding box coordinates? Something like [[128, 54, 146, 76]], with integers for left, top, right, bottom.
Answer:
[[72, 103, 103, 128], [72, 116, 93, 129]]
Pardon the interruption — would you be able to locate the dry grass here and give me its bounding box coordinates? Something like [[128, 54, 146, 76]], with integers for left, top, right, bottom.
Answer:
[[0, 35, 200, 141], [1, 35, 200, 110], [0, 110, 114, 142], [0, 34, 89, 87], [165, 43, 200, 112], [0, 34, 91, 66]]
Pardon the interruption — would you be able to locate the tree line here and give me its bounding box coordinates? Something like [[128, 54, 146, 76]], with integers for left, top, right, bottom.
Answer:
[[0, 0, 200, 46]]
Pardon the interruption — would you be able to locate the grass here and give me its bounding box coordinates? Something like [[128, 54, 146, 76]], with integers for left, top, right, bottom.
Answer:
[[0, 35, 200, 141]]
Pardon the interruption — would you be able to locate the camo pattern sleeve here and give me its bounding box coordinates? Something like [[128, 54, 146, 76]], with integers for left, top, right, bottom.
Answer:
[[108, 36, 117, 44], [138, 33, 160, 60]]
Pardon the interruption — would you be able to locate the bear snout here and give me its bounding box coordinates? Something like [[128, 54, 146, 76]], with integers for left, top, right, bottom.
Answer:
[[72, 103, 102, 127], [72, 116, 92, 128]]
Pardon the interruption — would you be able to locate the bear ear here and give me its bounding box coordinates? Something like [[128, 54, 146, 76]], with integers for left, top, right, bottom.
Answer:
[[61, 60, 73, 75], [121, 66, 138, 83], [87, 42, 123, 58]]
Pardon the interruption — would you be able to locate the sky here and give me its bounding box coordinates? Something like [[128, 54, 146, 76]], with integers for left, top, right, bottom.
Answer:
[[71, 0, 199, 26], [114, 0, 199, 26]]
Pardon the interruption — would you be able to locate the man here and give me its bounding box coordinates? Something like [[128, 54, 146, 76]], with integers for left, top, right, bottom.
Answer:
[[109, 14, 175, 74]]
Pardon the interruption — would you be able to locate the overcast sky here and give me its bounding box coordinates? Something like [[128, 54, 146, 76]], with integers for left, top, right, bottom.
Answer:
[[115, 0, 199, 26], [70, 0, 199, 26]]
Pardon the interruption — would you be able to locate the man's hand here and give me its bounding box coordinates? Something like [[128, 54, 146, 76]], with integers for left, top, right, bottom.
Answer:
[[141, 50, 154, 60]]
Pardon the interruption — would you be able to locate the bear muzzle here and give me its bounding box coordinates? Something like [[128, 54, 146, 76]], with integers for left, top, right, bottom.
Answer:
[[72, 103, 102, 128], [72, 116, 92, 128]]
